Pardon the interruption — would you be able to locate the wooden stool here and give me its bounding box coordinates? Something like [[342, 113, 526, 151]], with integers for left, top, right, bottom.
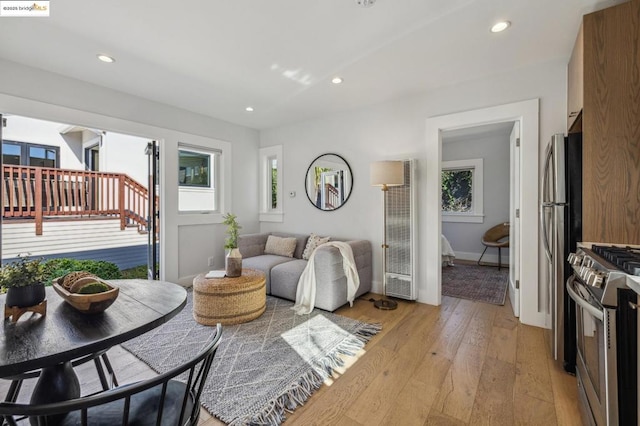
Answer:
[[193, 269, 266, 326]]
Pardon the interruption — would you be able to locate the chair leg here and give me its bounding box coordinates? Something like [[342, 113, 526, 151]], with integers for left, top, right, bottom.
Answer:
[[477, 246, 489, 266], [498, 247, 501, 271], [3, 413, 19, 426], [93, 357, 110, 391], [101, 353, 118, 388], [5, 379, 23, 403]]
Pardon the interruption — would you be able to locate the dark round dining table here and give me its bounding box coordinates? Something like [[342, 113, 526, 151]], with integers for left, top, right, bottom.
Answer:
[[0, 279, 186, 402]]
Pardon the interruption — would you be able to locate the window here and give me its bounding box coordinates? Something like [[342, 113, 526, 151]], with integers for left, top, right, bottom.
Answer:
[[269, 156, 278, 209], [29, 146, 57, 168], [441, 158, 484, 223], [2, 143, 21, 165], [178, 144, 220, 213], [442, 169, 472, 212], [2, 140, 59, 167], [259, 145, 283, 222], [179, 150, 211, 188]]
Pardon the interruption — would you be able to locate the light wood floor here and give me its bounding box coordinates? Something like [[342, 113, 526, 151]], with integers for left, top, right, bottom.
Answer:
[[2, 293, 583, 425]]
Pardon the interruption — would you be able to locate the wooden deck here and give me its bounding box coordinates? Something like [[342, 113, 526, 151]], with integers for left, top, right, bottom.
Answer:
[[0, 291, 581, 425]]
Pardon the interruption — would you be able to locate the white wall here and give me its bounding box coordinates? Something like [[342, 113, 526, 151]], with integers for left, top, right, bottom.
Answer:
[[260, 58, 567, 323], [442, 133, 510, 261], [102, 131, 150, 188], [0, 58, 260, 285]]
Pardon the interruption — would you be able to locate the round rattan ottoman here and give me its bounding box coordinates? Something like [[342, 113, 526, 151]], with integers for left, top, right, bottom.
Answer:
[[192, 269, 266, 326]]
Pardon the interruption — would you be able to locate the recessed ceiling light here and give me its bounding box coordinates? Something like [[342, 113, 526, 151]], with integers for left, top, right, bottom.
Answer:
[[355, 0, 376, 7], [331, 77, 343, 84], [491, 21, 511, 33], [97, 54, 115, 63], [245, 106, 254, 112]]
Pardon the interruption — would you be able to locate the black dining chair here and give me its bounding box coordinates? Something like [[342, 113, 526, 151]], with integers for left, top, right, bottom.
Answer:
[[0, 323, 222, 426]]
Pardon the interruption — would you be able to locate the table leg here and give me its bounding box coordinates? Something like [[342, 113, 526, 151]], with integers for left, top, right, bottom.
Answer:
[[29, 362, 80, 424]]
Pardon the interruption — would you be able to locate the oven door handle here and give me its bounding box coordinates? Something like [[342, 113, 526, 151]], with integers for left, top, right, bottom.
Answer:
[[566, 275, 604, 321]]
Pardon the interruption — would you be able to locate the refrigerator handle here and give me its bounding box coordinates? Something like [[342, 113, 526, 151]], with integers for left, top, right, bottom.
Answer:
[[542, 142, 553, 203], [541, 141, 553, 263], [541, 205, 553, 263]]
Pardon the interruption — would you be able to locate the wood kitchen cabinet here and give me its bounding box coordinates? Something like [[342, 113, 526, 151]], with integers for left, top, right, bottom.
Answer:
[[579, 0, 640, 244]]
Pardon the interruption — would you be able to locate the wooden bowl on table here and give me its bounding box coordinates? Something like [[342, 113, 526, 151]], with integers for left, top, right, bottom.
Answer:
[[52, 278, 119, 314]]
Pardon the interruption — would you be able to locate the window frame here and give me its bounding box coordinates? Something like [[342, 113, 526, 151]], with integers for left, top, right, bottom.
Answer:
[[259, 145, 283, 222], [441, 158, 484, 223], [2, 140, 60, 168], [177, 143, 221, 214]]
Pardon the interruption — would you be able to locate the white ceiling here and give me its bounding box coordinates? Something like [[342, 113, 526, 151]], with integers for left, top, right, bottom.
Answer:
[[0, 0, 622, 130]]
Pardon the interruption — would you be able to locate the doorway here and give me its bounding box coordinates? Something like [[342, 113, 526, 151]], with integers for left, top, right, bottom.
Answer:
[[423, 99, 543, 328], [0, 114, 160, 278], [85, 144, 99, 171], [440, 122, 515, 308]]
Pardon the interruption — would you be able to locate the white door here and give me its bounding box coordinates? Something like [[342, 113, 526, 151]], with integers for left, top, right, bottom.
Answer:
[[509, 121, 521, 316]]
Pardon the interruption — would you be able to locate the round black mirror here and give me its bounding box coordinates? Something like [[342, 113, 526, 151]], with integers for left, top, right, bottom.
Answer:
[[305, 153, 353, 211]]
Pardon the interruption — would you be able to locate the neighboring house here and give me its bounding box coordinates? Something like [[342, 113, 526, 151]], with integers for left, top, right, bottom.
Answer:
[[1, 115, 152, 269], [2, 115, 149, 185]]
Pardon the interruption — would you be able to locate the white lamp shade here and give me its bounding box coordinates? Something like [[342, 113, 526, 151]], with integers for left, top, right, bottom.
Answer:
[[370, 161, 404, 187]]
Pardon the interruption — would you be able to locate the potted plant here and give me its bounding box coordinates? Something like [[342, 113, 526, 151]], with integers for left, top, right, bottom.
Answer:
[[223, 213, 242, 277], [0, 255, 48, 308]]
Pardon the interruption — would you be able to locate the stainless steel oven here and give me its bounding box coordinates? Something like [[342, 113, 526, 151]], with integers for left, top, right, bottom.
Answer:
[[567, 275, 616, 425], [567, 245, 638, 426]]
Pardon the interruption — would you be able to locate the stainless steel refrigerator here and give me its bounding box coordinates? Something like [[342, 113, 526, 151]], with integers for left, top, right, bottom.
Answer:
[[541, 132, 582, 374]]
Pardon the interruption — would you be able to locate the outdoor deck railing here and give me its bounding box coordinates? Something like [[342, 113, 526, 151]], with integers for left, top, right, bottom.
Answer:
[[323, 183, 339, 210], [2, 165, 155, 236]]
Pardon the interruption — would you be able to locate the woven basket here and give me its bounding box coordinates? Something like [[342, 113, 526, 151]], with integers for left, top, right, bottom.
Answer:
[[193, 269, 266, 325]]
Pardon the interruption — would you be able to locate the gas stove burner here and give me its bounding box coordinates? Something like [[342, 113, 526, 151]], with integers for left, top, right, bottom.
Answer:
[[591, 245, 640, 276]]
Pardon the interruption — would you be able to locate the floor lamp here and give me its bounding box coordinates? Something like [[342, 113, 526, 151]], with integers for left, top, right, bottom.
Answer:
[[370, 160, 405, 310]]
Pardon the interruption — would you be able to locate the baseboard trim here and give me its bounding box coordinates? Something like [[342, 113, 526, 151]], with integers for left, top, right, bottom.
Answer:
[[454, 251, 510, 266]]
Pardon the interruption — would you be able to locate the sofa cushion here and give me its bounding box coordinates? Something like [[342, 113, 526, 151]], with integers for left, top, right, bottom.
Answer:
[[270, 259, 308, 301], [271, 232, 309, 259], [302, 233, 330, 260], [238, 233, 269, 258], [242, 255, 293, 294], [264, 235, 297, 258]]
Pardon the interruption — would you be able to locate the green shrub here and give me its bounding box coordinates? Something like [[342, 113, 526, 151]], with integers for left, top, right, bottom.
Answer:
[[43, 258, 122, 285], [120, 264, 150, 279]]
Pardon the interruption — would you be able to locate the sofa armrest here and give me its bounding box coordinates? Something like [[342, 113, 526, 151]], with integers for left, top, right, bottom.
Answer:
[[313, 240, 373, 293], [238, 233, 269, 258]]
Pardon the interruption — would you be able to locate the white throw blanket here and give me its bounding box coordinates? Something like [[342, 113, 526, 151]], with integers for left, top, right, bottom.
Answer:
[[292, 241, 360, 315]]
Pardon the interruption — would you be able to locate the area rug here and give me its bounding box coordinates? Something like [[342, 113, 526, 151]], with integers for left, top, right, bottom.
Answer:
[[441, 263, 509, 305], [121, 291, 381, 425]]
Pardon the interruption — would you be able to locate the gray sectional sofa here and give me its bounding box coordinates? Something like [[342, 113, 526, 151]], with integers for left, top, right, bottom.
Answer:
[[238, 232, 372, 312]]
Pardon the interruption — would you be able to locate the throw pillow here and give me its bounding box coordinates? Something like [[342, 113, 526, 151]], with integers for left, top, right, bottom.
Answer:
[[302, 233, 331, 260], [264, 235, 297, 258]]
